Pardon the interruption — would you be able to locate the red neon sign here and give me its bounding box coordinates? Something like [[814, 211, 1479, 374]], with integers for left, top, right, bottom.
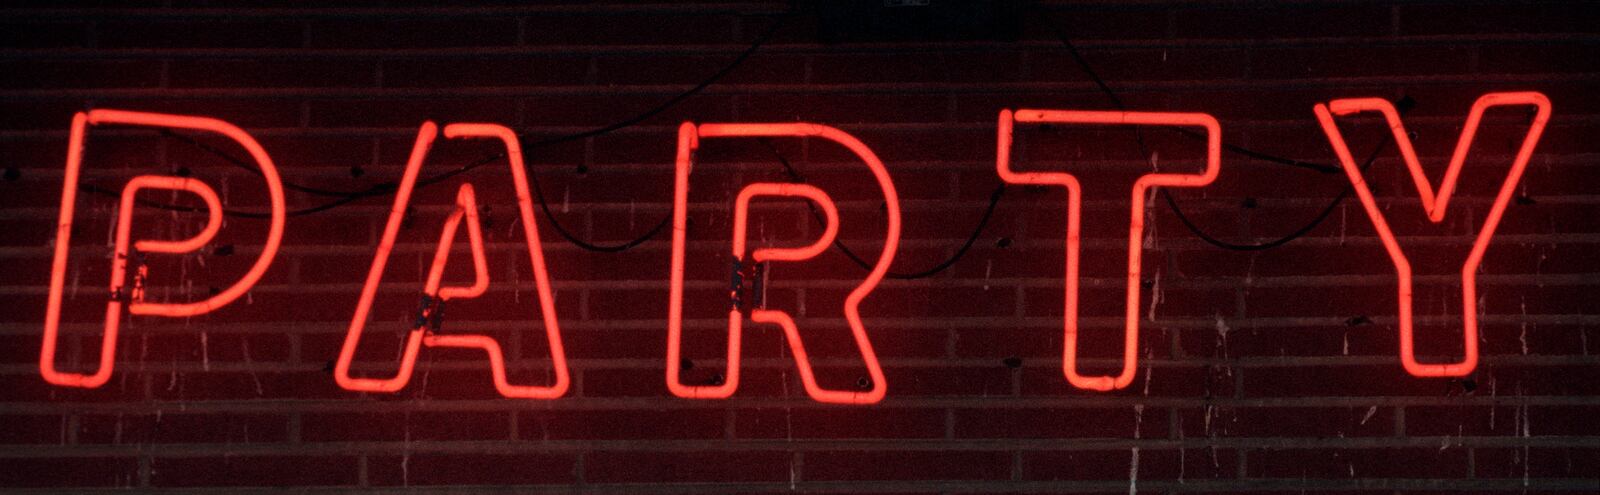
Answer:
[[40, 110, 287, 389], [333, 122, 570, 398], [1314, 91, 1552, 377], [36, 90, 1556, 398], [995, 109, 1221, 391], [666, 123, 900, 404]]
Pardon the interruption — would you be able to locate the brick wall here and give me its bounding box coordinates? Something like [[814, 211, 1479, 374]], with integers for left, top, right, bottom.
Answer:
[[1, 1, 1597, 492]]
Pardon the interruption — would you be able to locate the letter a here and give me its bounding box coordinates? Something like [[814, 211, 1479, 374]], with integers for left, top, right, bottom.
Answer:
[[1315, 92, 1551, 377], [995, 109, 1221, 391], [666, 122, 900, 404], [41, 110, 287, 388], [335, 122, 570, 398]]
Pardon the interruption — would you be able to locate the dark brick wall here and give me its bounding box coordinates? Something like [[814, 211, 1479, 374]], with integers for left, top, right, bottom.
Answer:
[[0, 1, 1596, 492]]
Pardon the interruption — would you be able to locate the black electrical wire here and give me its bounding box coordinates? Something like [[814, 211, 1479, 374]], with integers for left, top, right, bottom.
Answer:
[[516, 16, 778, 151], [159, 128, 397, 199], [1160, 140, 1387, 251], [506, 8, 789, 252], [83, 6, 1395, 259], [1046, 13, 1400, 251], [91, 8, 791, 255], [760, 138, 1007, 280], [525, 168, 672, 253], [1046, 17, 1345, 176]]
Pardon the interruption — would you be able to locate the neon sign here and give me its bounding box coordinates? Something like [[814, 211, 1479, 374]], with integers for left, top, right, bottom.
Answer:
[[334, 122, 571, 398], [666, 123, 899, 404], [41, 110, 287, 388], [37, 90, 1552, 399], [996, 109, 1221, 391], [1314, 91, 1552, 378]]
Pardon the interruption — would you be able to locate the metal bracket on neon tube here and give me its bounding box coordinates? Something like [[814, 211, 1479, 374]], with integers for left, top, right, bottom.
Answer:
[[333, 122, 571, 399], [996, 109, 1221, 392], [1314, 91, 1551, 378], [40, 110, 287, 389], [666, 122, 900, 404]]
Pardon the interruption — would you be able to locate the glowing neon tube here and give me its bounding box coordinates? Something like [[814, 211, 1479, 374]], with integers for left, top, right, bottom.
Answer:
[[1314, 92, 1551, 377], [666, 122, 899, 404], [996, 109, 1221, 391]]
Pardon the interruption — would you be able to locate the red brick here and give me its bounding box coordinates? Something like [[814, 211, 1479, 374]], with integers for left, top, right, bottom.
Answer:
[[594, 53, 806, 86], [1474, 447, 1600, 479], [96, 20, 302, 48], [878, 365, 1013, 397], [120, 330, 294, 364], [827, 128, 991, 163], [585, 450, 791, 483], [812, 52, 1023, 84], [804, 450, 1010, 481], [1023, 448, 1238, 481], [0, 370, 150, 403], [1489, 365, 1600, 397], [1221, 323, 1396, 359], [1171, 5, 1393, 39], [150, 455, 357, 487], [1242, 364, 1445, 397], [0, 60, 163, 89], [1403, 405, 1520, 437], [1478, 43, 1600, 75], [310, 18, 518, 48], [144, 370, 349, 401], [78, 412, 289, 444], [1019, 8, 1167, 41], [309, 98, 521, 128], [954, 325, 1061, 360], [520, 409, 725, 441], [0, 414, 67, 444], [735, 407, 945, 440], [301, 411, 512, 442], [384, 56, 589, 88], [0, 21, 89, 48], [1522, 406, 1600, 436], [520, 15, 737, 46], [813, 286, 1017, 318], [739, 93, 950, 125], [955, 407, 1167, 439], [1250, 45, 1475, 80], [523, 93, 736, 127], [0, 101, 91, 130], [1400, 3, 1600, 36], [1031, 48, 1248, 83], [367, 453, 575, 486], [1182, 406, 1394, 438], [168, 60, 377, 88], [0, 456, 138, 488], [1245, 447, 1468, 478]]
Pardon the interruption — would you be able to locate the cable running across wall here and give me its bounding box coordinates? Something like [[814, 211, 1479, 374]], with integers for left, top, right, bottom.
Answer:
[[78, 9, 792, 251], [1045, 11, 1403, 250], [78, 7, 1413, 261]]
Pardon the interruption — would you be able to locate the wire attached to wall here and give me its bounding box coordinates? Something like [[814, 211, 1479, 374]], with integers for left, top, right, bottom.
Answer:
[[80, 8, 792, 253], [1045, 12, 1406, 251], [79, 6, 1413, 263], [85, 4, 994, 270]]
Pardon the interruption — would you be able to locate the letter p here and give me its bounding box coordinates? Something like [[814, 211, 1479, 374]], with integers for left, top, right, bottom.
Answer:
[[40, 110, 286, 388]]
